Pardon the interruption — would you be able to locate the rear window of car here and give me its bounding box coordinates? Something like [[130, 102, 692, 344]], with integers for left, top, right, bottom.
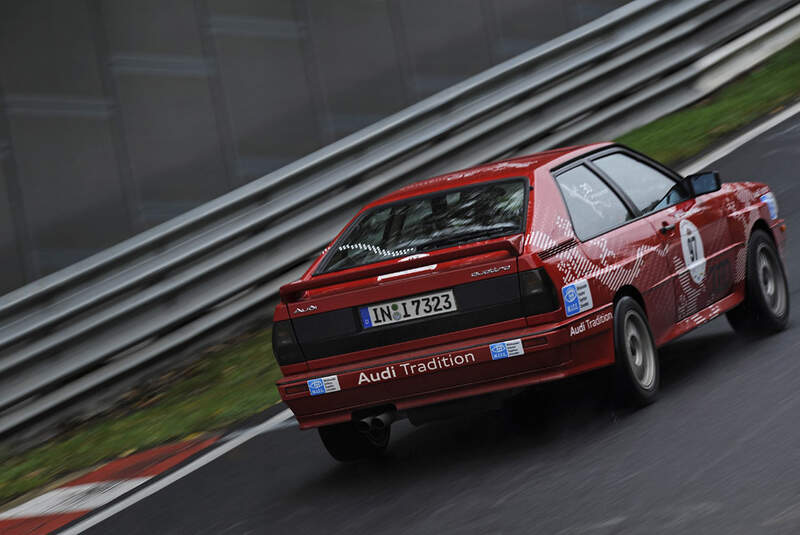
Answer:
[[318, 179, 527, 274]]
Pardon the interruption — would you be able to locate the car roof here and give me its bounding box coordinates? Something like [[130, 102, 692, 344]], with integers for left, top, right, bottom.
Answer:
[[367, 143, 612, 207]]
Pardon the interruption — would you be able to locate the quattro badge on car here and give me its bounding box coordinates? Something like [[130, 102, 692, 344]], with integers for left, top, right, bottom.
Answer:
[[471, 264, 511, 277]]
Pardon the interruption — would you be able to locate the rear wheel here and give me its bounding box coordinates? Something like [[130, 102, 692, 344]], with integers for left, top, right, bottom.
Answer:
[[727, 229, 789, 334], [613, 296, 659, 406], [318, 422, 389, 462]]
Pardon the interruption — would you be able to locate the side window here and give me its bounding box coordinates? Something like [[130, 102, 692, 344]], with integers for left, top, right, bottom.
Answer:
[[555, 165, 633, 241], [593, 153, 683, 213]]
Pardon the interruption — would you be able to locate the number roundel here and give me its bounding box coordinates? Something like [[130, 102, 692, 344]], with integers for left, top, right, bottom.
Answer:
[[679, 219, 706, 284]]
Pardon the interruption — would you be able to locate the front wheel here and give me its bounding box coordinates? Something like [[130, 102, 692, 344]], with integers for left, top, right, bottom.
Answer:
[[613, 296, 660, 406], [318, 422, 389, 462], [727, 229, 789, 335]]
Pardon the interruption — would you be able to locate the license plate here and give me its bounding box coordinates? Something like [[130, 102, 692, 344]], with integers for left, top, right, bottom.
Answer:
[[359, 290, 457, 329]]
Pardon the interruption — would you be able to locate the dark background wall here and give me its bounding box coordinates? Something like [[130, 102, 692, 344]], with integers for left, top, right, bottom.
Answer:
[[0, 0, 628, 294]]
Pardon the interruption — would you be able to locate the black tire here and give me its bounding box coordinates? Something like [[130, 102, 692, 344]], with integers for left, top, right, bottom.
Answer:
[[727, 229, 789, 335], [613, 296, 660, 407], [318, 422, 389, 462]]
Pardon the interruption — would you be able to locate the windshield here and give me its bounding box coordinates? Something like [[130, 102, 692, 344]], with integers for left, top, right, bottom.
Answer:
[[318, 178, 527, 274]]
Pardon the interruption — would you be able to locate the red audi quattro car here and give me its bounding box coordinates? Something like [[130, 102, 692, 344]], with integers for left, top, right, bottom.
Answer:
[[272, 143, 789, 461]]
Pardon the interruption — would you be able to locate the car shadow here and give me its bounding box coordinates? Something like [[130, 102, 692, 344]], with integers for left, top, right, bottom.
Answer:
[[288, 320, 775, 499]]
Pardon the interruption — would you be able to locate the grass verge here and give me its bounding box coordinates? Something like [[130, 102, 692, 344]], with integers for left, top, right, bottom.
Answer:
[[617, 38, 800, 166], [0, 329, 281, 505]]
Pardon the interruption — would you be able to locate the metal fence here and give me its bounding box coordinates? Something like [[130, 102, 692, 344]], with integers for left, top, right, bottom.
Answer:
[[1, 0, 798, 437]]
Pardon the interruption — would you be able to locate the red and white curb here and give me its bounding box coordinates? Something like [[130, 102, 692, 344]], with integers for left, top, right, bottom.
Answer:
[[0, 437, 218, 534], [0, 407, 294, 535]]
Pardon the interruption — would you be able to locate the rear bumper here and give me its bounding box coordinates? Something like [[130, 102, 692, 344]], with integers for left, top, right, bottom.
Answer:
[[277, 310, 615, 429]]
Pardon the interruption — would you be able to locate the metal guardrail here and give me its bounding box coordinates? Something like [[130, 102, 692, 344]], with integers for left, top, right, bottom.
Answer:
[[1, 0, 798, 436]]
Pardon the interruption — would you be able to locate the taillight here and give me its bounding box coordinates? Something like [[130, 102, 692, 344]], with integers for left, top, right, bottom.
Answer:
[[519, 268, 559, 316], [272, 321, 304, 365]]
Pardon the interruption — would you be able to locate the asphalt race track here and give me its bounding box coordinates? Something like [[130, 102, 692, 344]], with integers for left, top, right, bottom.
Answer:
[[84, 114, 800, 535]]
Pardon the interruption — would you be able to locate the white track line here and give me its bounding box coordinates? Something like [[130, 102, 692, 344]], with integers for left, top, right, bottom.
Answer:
[[59, 408, 293, 534], [0, 479, 151, 519], [681, 100, 800, 175]]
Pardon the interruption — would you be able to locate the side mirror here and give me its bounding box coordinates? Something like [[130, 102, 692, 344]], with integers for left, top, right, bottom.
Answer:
[[685, 171, 721, 196]]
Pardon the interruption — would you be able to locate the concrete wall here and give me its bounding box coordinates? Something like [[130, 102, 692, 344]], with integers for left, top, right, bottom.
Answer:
[[0, 0, 628, 294]]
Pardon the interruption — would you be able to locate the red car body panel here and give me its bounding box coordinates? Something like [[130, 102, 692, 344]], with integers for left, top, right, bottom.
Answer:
[[273, 143, 786, 429]]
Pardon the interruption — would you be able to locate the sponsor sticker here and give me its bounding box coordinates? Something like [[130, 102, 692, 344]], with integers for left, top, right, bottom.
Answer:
[[357, 352, 476, 385], [570, 311, 613, 336], [307, 375, 341, 396], [489, 338, 524, 360], [680, 219, 706, 284], [562, 279, 593, 317], [760, 193, 778, 220]]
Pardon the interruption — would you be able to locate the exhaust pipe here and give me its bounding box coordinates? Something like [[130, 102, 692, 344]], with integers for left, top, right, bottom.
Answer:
[[355, 417, 373, 434], [355, 410, 397, 435], [371, 411, 396, 432]]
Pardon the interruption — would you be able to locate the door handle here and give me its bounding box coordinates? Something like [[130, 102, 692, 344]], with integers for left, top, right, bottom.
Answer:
[[660, 222, 675, 234]]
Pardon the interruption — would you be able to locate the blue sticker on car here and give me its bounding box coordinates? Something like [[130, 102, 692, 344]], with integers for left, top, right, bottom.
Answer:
[[490, 342, 510, 360], [490, 339, 524, 360], [359, 307, 373, 329], [307, 375, 341, 396], [562, 279, 593, 317], [563, 284, 580, 317], [308, 378, 326, 396]]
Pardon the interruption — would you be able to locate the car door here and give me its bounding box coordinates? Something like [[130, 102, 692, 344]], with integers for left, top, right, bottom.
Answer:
[[644, 191, 734, 320], [591, 152, 733, 322], [552, 162, 676, 344]]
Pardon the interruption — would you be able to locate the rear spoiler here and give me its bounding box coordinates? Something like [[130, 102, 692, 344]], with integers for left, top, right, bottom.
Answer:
[[279, 234, 523, 302]]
